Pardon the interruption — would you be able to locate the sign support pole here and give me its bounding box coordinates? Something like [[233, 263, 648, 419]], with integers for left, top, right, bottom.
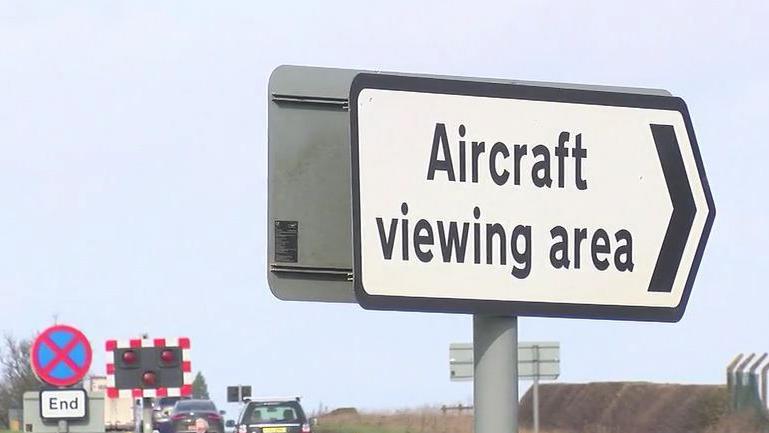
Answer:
[[57, 420, 68, 433], [533, 344, 540, 433], [473, 315, 518, 433], [142, 397, 153, 433]]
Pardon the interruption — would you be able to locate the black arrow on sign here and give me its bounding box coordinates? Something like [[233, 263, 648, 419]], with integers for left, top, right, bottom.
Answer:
[[647, 124, 696, 292]]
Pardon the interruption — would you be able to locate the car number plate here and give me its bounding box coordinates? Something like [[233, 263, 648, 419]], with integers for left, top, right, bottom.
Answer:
[[262, 428, 287, 433]]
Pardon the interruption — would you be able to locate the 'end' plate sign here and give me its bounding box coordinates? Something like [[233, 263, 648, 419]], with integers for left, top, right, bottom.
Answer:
[[350, 73, 714, 322], [40, 389, 87, 421]]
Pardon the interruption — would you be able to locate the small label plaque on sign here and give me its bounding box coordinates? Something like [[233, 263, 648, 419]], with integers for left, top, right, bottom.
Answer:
[[39, 389, 87, 421], [274, 221, 299, 263]]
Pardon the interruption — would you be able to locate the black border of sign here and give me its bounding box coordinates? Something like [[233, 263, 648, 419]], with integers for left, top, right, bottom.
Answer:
[[349, 72, 716, 322], [39, 388, 88, 423]]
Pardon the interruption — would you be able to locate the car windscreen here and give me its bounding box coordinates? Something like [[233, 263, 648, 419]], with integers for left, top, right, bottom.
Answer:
[[157, 397, 182, 408], [243, 402, 305, 424], [174, 401, 217, 412]]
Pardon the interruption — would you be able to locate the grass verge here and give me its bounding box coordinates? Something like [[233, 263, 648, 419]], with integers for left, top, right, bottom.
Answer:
[[315, 423, 406, 433]]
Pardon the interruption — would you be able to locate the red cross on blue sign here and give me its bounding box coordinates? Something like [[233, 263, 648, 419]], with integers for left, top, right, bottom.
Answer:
[[31, 325, 92, 387]]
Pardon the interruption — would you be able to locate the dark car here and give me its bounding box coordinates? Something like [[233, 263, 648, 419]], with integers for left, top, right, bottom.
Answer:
[[234, 398, 310, 433], [154, 397, 189, 433], [170, 400, 224, 433]]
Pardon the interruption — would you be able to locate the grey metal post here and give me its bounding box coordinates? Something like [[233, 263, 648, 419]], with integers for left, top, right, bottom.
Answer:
[[762, 361, 769, 410], [736, 354, 756, 411], [57, 420, 68, 433], [727, 354, 744, 410], [143, 397, 153, 433], [140, 333, 153, 433], [533, 376, 539, 433], [474, 315, 518, 433], [533, 344, 540, 433]]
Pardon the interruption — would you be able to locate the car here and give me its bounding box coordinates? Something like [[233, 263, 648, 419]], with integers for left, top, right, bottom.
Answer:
[[232, 398, 311, 433], [154, 397, 190, 433], [170, 399, 225, 433]]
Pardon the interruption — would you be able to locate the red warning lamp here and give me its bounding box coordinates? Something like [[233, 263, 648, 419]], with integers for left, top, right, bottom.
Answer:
[[122, 350, 138, 364], [160, 349, 175, 363], [142, 371, 158, 387]]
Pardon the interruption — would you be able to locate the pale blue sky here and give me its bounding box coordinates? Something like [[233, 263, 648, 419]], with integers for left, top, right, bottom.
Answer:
[[1, 0, 768, 414]]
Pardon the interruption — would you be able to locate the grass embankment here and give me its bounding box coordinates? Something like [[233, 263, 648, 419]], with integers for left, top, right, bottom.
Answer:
[[315, 422, 404, 433], [315, 410, 553, 433], [315, 410, 469, 433], [314, 383, 766, 433], [315, 409, 766, 433]]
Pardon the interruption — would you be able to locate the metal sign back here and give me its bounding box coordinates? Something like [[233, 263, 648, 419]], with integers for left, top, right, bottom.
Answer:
[[449, 342, 560, 381], [267, 65, 359, 303]]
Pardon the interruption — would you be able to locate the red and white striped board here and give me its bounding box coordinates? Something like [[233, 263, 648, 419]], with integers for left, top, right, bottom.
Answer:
[[105, 337, 192, 399]]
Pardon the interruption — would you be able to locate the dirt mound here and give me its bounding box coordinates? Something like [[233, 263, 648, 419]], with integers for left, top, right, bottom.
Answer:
[[325, 407, 359, 417], [519, 382, 729, 433]]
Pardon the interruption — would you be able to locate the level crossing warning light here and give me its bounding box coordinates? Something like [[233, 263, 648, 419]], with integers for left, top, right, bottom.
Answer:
[[105, 337, 191, 398]]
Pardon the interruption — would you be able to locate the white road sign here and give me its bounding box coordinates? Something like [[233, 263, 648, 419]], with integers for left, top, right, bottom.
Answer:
[[450, 342, 560, 381], [40, 389, 87, 421], [350, 73, 715, 321]]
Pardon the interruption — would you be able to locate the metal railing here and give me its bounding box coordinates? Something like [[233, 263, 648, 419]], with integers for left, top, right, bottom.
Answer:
[[727, 353, 769, 415]]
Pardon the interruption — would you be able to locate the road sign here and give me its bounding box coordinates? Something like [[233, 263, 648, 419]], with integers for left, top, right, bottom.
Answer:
[[266, 65, 672, 305], [24, 391, 105, 433], [105, 337, 192, 398], [350, 73, 715, 322], [227, 385, 252, 403], [40, 389, 87, 421], [227, 386, 238, 402], [449, 342, 560, 381], [31, 325, 93, 387]]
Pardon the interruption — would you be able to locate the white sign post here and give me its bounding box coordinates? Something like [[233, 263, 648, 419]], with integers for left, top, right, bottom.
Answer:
[[349, 73, 715, 433]]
